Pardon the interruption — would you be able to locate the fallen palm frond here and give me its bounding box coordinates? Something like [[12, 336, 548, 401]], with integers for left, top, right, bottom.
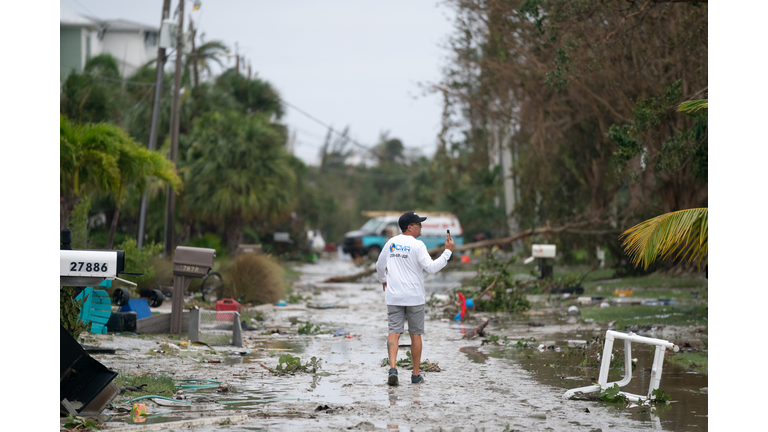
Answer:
[[678, 99, 708, 113], [620, 208, 707, 271]]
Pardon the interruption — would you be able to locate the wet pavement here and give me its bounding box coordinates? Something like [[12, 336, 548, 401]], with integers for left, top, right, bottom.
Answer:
[[84, 257, 707, 431]]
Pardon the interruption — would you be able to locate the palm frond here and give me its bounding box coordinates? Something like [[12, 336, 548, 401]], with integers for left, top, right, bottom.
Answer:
[[620, 208, 708, 271], [678, 99, 708, 113]]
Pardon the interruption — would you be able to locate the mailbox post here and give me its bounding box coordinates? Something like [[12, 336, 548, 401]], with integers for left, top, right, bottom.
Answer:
[[532, 244, 556, 279], [171, 246, 216, 333]]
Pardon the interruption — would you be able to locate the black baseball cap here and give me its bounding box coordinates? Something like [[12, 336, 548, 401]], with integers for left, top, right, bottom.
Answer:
[[399, 212, 427, 232]]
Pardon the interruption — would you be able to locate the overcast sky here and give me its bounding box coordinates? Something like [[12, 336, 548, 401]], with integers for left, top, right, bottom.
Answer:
[[60, 0, 457, 166]]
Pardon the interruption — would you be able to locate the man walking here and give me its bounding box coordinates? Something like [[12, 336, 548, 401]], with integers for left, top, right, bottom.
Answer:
[[376, 212, 454, 385]]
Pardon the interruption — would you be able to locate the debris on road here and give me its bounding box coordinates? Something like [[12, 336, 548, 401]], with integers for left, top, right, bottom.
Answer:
[[462, 319, 489, 339]]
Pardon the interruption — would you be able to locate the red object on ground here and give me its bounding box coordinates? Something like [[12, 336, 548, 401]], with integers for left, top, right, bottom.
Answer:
[[216, 298, 241, 320], [460, 255, 471, 264]]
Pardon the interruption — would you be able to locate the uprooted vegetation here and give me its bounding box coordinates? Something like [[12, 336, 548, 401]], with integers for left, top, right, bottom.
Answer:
[[380, 351, 441, 372], [262, 354, 322, 375]]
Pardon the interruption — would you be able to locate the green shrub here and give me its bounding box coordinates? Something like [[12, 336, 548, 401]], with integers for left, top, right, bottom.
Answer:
[[186, 233, 227, 259], [117, 238, 164, 290], [70, 196, 90, 249], [61, 287, 91, 339]]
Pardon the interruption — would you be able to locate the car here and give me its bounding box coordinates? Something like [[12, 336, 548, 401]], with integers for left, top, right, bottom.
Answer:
[[342, 212, 464, 257]]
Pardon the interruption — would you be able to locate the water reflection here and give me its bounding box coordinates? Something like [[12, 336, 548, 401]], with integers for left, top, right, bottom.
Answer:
[[458, 346, 489, 363], [462, 329, 707, 431]]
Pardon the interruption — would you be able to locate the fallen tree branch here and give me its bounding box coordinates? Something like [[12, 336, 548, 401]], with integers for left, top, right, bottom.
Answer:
[[322, 267, 376, 283], [428, 218, 607, 256], [462, 319, 489, 340], [477, 276, 498, 300]]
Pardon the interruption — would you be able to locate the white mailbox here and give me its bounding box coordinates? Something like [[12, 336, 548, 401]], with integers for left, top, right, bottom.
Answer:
[[532, 244, 556, 258]]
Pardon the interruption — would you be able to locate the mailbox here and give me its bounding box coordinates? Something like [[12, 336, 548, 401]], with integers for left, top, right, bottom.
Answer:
[[532, 244, 556, 258], [173, 246, 216, 278]]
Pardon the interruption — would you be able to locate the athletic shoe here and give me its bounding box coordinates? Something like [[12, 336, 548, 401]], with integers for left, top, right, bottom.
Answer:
[[411, 374, 423, 384], [388, 368, 398, 386]]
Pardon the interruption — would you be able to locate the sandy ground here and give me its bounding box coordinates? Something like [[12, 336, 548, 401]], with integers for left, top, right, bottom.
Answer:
[[86, 258, 677, 431]]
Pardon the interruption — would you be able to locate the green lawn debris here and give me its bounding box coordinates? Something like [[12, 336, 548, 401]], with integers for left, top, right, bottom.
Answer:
[[113, 374, 175, 400], [580, 304, 707, 328], [263, 354, 322, 374], [380, 351, 441, 372], [666, 352, 708, 375]]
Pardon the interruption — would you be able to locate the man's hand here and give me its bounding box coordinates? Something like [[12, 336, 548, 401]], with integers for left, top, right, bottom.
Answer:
[[445, 234, 455, 251], [382, 282, 387, 292]]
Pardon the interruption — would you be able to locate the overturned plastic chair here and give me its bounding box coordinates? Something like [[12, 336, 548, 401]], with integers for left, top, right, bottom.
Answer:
[[75, 281, 113, 334], [563, 330, 679, 403]]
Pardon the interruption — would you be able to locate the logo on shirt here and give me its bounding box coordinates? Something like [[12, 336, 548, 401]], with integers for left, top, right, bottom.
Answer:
[[390, 243, 411, 252]]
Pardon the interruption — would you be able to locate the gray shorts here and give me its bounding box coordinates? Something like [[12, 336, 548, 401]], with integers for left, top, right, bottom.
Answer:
[[387, 304, 425, 335]]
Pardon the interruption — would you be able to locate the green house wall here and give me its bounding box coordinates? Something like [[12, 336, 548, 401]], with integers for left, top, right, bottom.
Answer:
[[60, 27, 82, 82]]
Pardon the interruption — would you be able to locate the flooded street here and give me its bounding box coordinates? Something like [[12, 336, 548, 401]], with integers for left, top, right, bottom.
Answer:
[[90, 258, 707, 431]]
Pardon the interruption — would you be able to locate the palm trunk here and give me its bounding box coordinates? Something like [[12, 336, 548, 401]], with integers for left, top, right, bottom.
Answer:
[[60, 194, 80, 231], [226, 212, 244, 256], [105, 204, 121, 250]]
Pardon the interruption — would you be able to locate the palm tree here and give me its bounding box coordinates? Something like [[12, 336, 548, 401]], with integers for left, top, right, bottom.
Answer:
[[620, 99, 708, 271], [182, 110, 298, 255], [60, 116, 120, 229], [186, 40, 229, 88], [60, 116, 182, 247], [103, 133, 182, 249]]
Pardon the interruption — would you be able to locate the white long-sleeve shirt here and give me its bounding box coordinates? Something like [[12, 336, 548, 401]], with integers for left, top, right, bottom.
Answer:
[[376, 234, 453, 306]]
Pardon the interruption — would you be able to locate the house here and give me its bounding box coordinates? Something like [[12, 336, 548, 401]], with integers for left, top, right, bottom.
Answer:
[[60, 6, 102, 82], [60, 6, 159, 82], [96, 19, 160, 78]]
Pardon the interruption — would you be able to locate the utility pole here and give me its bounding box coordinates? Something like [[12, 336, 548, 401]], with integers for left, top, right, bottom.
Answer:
[[137, 0, 171, 249], [235, 42, 239, 74], [164, 0, 184, 256]]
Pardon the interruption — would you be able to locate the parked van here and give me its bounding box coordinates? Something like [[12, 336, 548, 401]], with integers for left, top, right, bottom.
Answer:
[[342, 212, 464, 257]]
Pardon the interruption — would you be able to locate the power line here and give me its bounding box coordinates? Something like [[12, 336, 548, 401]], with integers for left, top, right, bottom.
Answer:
[[282, 100, 380, 157]]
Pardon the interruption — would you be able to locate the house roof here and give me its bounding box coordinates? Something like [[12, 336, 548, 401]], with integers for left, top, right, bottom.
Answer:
[[60, 6, 99, 28], [100, 19, 159, 34]]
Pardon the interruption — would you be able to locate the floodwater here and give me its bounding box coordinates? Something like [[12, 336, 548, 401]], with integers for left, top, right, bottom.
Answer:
[[84, 257, 707, 431]]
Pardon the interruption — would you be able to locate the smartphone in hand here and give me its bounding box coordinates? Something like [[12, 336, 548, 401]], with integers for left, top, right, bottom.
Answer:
[[447, 229, 451, 237]]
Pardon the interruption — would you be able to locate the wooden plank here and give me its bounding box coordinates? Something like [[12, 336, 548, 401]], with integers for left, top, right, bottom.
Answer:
[[136, 312, 188, 334]]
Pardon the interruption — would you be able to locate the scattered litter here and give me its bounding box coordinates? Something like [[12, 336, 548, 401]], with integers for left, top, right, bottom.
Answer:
[[614, 289, 633, 296], [275, 301, 287, 306], [567, 340, 588, 347], [308, 303, 348, 309], [527, 322, 544, 327], [567, 305, 579, 316], [131, 403, 148, 422], [115, 332, 138, 336], [346, 335, 354, 338], [207, 359, 221, 364], [600, 302, 610, 308]]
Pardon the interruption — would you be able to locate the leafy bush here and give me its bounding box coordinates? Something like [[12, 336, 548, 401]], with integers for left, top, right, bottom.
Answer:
[[61, 287, 91, 339], [117, 238, 164, 290], [229, 253, 285, 304], [70, 196, 90, 249], [186, 233, 227, 259]]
